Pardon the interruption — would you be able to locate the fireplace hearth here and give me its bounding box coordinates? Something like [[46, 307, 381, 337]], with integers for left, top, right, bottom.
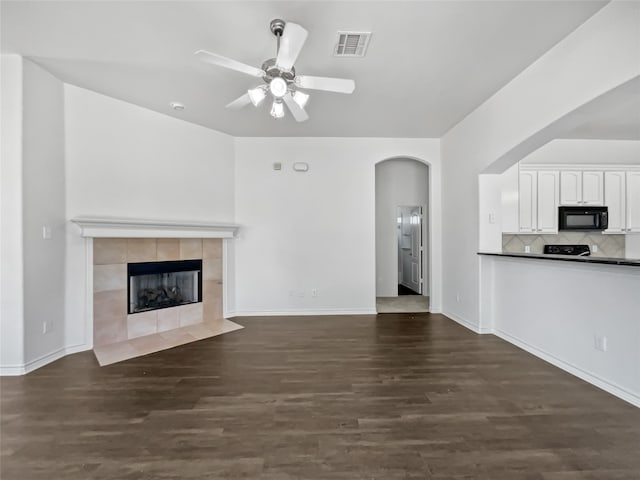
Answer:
[[128, 259, 202, 314]]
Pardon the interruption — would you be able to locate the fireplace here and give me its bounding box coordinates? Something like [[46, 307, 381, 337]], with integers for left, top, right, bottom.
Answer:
[[128, 259, 202, 314], [91, 237, 224, 348]]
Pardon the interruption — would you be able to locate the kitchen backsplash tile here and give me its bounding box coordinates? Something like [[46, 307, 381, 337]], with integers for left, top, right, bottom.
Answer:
[[503, 232, 625, 258]]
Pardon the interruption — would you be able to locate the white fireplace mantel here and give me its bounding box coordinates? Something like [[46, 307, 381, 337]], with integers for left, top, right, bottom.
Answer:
[[71, 217, 239, 238]]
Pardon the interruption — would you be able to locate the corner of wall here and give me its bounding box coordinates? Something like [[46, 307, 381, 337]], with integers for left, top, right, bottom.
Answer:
[[0, 54, 26, 371]]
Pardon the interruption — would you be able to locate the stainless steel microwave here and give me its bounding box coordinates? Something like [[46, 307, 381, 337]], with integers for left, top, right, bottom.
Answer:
[[559, 206, 608, 231]]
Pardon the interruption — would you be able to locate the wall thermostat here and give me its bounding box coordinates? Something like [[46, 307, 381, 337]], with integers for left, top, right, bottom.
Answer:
[[293, 162, 309, 172]]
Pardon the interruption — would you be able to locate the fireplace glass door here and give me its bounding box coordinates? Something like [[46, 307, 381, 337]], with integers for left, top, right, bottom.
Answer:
[[128, 260, 202, 314]]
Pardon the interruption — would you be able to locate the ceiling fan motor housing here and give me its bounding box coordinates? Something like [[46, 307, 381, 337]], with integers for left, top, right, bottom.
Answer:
[[261, 58, 296, 84]]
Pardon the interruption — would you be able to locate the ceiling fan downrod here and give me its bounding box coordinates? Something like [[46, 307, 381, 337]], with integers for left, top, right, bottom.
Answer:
[[270, 18, 285, 56]]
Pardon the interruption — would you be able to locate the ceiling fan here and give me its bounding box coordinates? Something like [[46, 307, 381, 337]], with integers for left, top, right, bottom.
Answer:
[[195, 19, 355, 122]]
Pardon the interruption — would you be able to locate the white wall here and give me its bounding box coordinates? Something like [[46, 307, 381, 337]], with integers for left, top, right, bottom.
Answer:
[[233, 138, 441, 316], [485, 255, 640, 406], [441, 1, 640, 331], [521, 139, 640, 165], [375, 159, 429, 297], [64, 85, 236, 349], [0, 55, 25, 372], [22, 59, 67, 365], [626, 234, 640, 259], [478, 174, 503, 253]]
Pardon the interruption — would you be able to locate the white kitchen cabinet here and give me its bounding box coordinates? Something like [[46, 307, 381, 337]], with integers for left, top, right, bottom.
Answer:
[[560, 170, 604, 206], [518, 170, 537, 233], [604, 171, 626, 233], [582, 171, 604, 205], [627, 171, 640, 233], [537, 171, 560, 232], [560, 171, 581, 205], [519, 170, 558, 233]]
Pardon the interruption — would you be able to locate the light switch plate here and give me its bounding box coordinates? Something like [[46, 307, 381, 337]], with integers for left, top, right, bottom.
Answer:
[[42, 226, 52, 239]]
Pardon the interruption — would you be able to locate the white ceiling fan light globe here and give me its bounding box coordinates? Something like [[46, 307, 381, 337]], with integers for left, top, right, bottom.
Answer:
[[292, 90, 309, 109], [270, 100, 285, 119], [269, 77, 288, 98], [248, 86, 266, 106]]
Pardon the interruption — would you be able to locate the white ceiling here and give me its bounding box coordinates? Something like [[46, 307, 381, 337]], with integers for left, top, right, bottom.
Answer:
[[563, 93, 640, 141], [1, 1, 607, 137]]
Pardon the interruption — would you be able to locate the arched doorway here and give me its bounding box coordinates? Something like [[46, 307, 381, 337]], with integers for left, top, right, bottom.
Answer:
[[375, 157, 430, 313]]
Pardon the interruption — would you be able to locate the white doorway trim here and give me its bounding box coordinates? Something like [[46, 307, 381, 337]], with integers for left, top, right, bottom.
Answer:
[[375, 157, 432, 311]]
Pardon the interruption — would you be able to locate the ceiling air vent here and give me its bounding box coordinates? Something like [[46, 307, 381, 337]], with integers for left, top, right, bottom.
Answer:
[[334, 31, 371, 57]]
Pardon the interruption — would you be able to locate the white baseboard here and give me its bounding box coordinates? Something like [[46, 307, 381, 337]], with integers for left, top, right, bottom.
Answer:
[[493, 329, 640, 408], [233, 308, 377, 317], [442, 310, 491, 334], [0, 364, 28, 376], [0, 343, 91, 376], [442, 313, 639, 407]]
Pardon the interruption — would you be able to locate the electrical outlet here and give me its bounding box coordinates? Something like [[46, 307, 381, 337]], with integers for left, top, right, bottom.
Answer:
[[524, 245, 531, 253], [42, 226, 52, 240], [312, 289, 318, 297], [592, 245, 598, 253]]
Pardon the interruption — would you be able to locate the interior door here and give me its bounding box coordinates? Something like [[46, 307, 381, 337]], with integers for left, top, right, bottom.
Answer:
[[398, 206, 422, 294]]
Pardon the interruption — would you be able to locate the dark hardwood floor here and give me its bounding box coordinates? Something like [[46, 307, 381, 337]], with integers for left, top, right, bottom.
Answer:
[[2, 313, 639, 479]]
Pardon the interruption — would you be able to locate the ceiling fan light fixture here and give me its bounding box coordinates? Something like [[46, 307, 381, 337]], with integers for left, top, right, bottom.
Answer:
[[248, 86, 267, 106], [270, 100, 285, 119], [269, 77, 288, 98], [292, 90, 309, 109], [196, 19, 355, 123]]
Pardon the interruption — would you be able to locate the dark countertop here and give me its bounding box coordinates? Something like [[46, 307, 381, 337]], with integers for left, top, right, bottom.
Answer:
[[478, 251, 640, 267]]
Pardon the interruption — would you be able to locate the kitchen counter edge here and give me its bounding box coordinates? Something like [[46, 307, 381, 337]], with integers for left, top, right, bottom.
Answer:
[[477, 252, 640, 267]]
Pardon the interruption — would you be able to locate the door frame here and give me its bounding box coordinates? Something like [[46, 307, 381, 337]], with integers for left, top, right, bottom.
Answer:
[[374, 155, 432, 306], [397, 204, 426, 295]]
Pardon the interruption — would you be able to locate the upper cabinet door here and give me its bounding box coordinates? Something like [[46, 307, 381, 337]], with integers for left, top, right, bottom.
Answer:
[[604, 171, 626, 233], [560, 171, 582, 205], [519, 170, 537, 232], [537, 170, 560, 233], [626, 171, 640, 233], [582, 171, 604, 205]]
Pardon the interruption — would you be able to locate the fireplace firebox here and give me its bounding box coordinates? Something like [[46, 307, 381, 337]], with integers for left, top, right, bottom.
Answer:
[[127, 260, 202, 314]]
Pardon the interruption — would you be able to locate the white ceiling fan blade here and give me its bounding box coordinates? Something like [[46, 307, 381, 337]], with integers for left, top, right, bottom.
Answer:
[[275, 22, 308, 71], [295, 75, 355, 94], [195, 50, 265, 78], [225, 93, 252, 110], [283, 92, 309, 122]]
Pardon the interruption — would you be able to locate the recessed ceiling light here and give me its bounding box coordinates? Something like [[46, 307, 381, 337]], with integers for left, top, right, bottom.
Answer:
[[170, 102, 185, 111]]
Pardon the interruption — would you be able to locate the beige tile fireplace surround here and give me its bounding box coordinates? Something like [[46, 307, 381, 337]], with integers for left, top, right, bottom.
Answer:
[[94, 237, 221, 344], [69, 218, 242, 365], [92, 237, 242, 365]]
